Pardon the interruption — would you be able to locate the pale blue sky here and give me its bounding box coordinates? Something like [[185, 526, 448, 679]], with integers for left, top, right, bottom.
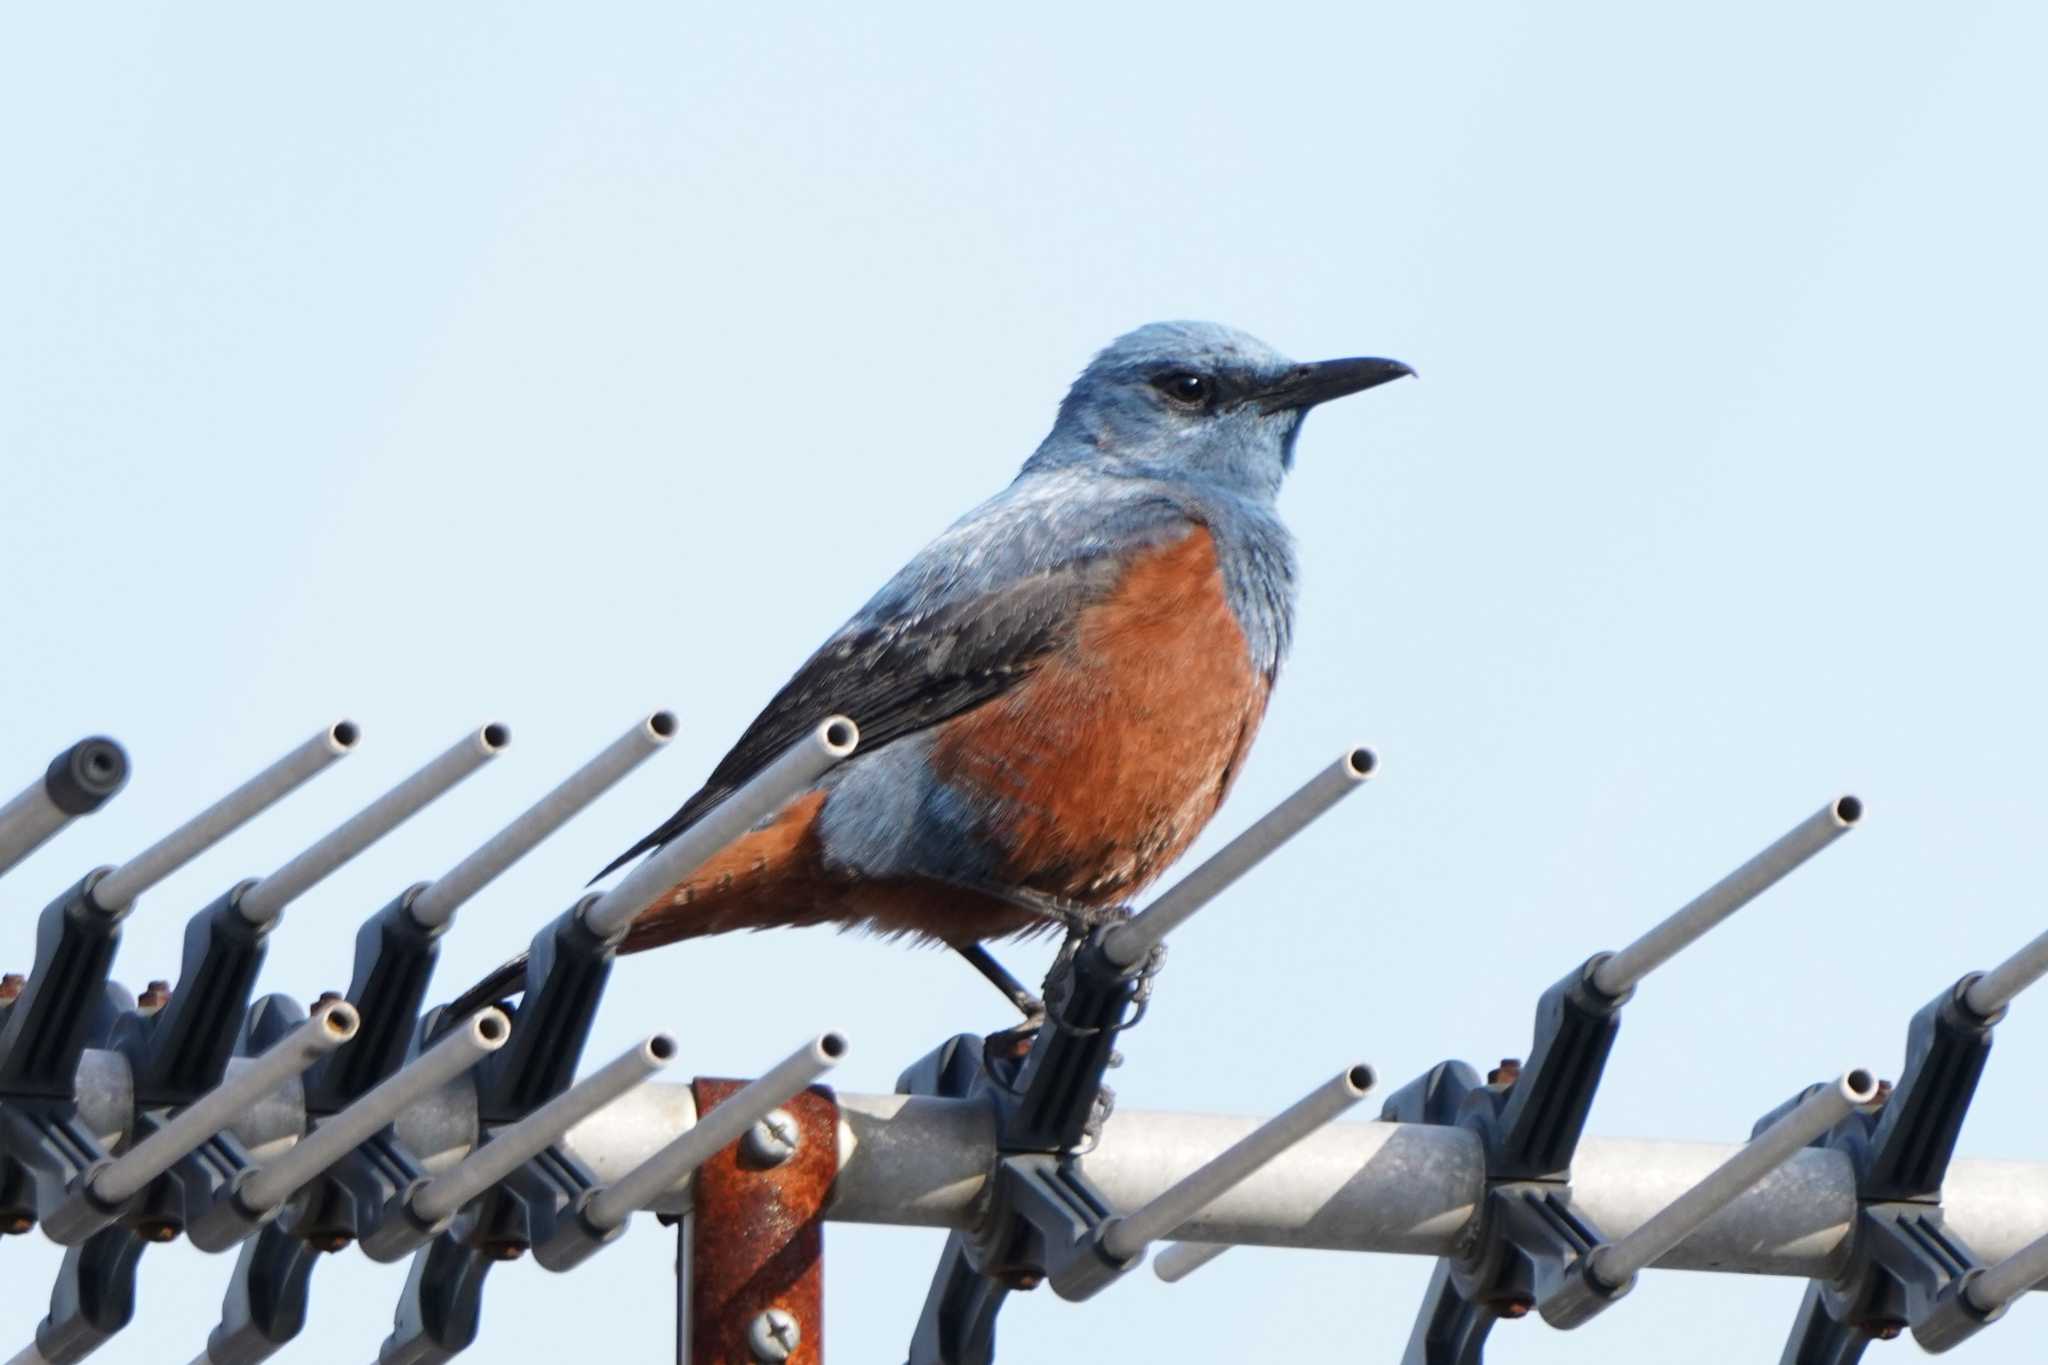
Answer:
[[5, 5, 2046, 1361]]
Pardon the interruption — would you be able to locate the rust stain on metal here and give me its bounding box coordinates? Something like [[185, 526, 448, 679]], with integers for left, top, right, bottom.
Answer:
[[689, 1077, 838, 1365]]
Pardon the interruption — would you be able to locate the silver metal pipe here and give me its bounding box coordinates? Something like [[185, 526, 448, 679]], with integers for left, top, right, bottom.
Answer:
[[0, 737, 128, 879], [54, 1052, 2048, 1287], [1102, 1063, 1374, 1260], [1152, 1240, 1229, 1282], [585, 1032, 847, 1231], [1963, 1226, 2048, 1316], [92, 722, 359, 910], [1103, 747, 1376, 969], [1591, 796, 1862, 997], [409, 1033, 675, 1224], [585, 717, 857, 938], [409, 711, 676, 929], [238, 1008, 508, 1211], [3, 1343, 51, 1365], [92, 1003, 359, 1205], [1581, 1069, 1878, 1290], [236, 724, 508, 925], [1964, 925, 2048, 1019], [0, 785, 73, 880]]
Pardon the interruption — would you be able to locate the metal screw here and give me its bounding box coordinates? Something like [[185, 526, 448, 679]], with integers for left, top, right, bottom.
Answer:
[[742, 1108, 800, 1167], [746, 1306, 800, 1361]]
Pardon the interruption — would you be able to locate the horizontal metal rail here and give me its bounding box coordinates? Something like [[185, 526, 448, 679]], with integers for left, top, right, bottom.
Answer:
[[97, 1072, 2028, 1284]]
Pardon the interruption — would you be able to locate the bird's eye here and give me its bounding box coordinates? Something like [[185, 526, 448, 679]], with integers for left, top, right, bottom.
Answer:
[[1152, 372, 1212, 408]]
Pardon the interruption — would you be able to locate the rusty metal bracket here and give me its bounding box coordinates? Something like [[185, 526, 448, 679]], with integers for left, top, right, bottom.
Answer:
[[686, 1077, 838, 1365]]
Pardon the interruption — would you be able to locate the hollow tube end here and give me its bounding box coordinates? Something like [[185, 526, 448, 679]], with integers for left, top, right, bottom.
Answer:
[[1343, 746, 1378, 781], [477, 723, 512, 753], [316, 1000, 361, 1042], [326, 720, 362, 753], [1343, 1063, 1377, 1095], [818, 716, 859, 756], [470, 1008, 511, 1049], [1830, 794, 1864, 828], [1839, 1067, 1879, 1106], [644, 710, 679, 743], [644, 1033, 678, 1065], [815, 1031, 850, 1065]]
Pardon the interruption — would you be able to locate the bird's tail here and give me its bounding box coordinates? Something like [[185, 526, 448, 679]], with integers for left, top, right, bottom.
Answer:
[[436, 952, 530, 1035]]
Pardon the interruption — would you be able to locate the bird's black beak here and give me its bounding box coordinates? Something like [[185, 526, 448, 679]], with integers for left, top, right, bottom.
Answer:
[[1253, 356, 1415, 414]]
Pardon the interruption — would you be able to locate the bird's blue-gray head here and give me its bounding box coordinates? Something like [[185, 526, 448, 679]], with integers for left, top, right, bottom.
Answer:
[[1024, 321, 1412, 500]]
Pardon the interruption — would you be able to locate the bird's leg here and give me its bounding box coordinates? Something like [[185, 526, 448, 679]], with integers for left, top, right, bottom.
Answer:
[[959, 878, 1133, 937], [953, 942, 1043, 1020]]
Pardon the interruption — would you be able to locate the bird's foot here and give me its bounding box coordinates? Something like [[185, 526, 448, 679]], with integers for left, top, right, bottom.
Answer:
[[957, 878, 1132, 937], [1046, 895, 1134, 937]]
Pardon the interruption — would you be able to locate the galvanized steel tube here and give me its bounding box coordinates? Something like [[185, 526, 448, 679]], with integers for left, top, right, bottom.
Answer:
[[236, 725, 507, 925], [1104, 747, 1376, 969], [1151, 1240, 1230, 1282], [93, 1002, 359, 1205], [585, 717, 856, 939], [1592, 796, 1862, 997], [1102, 1064, 1374, 1260], [409, 711, 676, 929], [1585, 1069, 1878, 1288], [1964, 1227, 2048, 1316], [238, 1008, 508, 1211], [1964, 925, 2048, 1019], [93, 722, 359, 910], [409, 1033, 675, 1223], [52, 1059, 2048, 1287]]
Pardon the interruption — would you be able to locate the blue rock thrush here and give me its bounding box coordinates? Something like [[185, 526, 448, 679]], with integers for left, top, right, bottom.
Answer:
[[460, 321, 1409, 1014]]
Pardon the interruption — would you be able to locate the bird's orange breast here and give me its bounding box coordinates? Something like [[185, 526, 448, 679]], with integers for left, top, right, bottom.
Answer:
[[929, 524, 1270, 904]]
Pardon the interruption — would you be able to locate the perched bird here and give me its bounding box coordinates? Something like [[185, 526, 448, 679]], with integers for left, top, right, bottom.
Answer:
[[457, 321, 1408, 1014]]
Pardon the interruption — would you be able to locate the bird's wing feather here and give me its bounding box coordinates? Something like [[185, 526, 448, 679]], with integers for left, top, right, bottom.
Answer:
[[597, 481, 1193, 878]]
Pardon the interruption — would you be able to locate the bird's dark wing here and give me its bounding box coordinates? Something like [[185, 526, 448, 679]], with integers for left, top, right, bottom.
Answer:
[[593, 552, 1136, 879]]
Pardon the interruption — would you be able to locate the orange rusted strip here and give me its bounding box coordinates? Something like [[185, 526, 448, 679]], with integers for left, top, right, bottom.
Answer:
[[687, 1078, 837, 1364]]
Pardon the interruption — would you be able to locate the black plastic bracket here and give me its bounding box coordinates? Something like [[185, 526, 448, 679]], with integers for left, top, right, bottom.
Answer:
[[25, 995, 291, 1360], [372, 897, 622, 1363], [377, 1149, 603, 1363], [901, 928, 1160, 1365], [203, 892, 467, 1361], [1775, 974, 2001, 1361], [304, 885, 447, 1113], [114, 881, 275, 1107], [0, 873, 132, 1099], [1391, 954, 1633, 1365], [471, 896, 621, 1124]]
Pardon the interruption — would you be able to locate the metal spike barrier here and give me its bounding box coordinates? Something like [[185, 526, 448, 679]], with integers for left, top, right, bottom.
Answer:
[[7, 718, 2048, 1365]]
